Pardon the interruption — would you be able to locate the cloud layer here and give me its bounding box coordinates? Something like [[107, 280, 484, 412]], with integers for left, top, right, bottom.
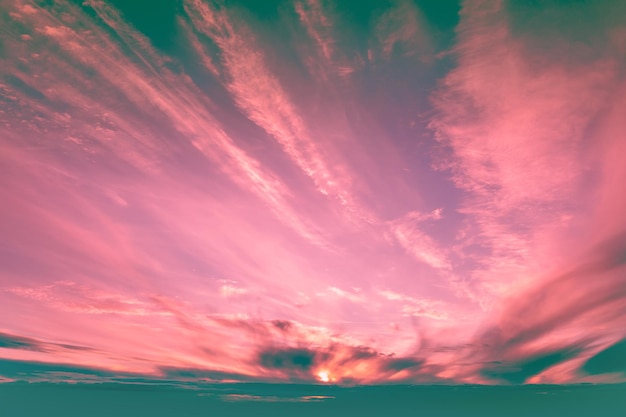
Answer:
[[1, 0, 625, 384]]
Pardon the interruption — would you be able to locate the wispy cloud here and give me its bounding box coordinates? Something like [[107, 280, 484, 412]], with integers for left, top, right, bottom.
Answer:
[[430, 0, 623, 305], [5, 281, 165, 316], [184, 0, 372, 224]]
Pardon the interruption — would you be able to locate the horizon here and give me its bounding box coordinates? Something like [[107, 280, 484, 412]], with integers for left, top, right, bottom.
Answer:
[[2, 379, 625, 416]]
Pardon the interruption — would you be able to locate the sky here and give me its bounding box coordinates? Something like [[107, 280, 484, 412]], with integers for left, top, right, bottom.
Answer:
[[1, 0, 626, 388]]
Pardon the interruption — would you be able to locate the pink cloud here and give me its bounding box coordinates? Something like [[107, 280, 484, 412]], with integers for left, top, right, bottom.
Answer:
[[185, 0, 372, 225], [430, 0, 623, 305]]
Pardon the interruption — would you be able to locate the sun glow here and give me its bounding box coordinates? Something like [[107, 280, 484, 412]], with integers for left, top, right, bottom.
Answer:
[[317, 370, 330, 383]]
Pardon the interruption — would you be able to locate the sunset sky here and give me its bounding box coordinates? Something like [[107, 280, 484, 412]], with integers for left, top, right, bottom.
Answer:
[[1, 0, 626, 388]]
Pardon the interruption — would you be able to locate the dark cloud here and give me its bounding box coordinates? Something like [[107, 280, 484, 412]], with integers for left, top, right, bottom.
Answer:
[[0, 358, 118, 381], [158, 366, 258, 382], [583, 338, 626, 376], [343, 346, 377, 361], [0, 332, 47, 352], [0, 359, 263, 385], [254, 343, 425, 383], [465, 231, 626, 380], [481, 347, 582, 384], [503, 230, 626, 346], [382, 357, 423, 372], [258, 347, 317, 372], [3, 75, 47, 101], [57, 343, 95, 351], [270, 320, 293, 333], [0, 332, 93, 354]]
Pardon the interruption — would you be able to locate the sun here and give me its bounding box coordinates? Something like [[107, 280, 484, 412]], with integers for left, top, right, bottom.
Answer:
[[317, 370, 330, 383]]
